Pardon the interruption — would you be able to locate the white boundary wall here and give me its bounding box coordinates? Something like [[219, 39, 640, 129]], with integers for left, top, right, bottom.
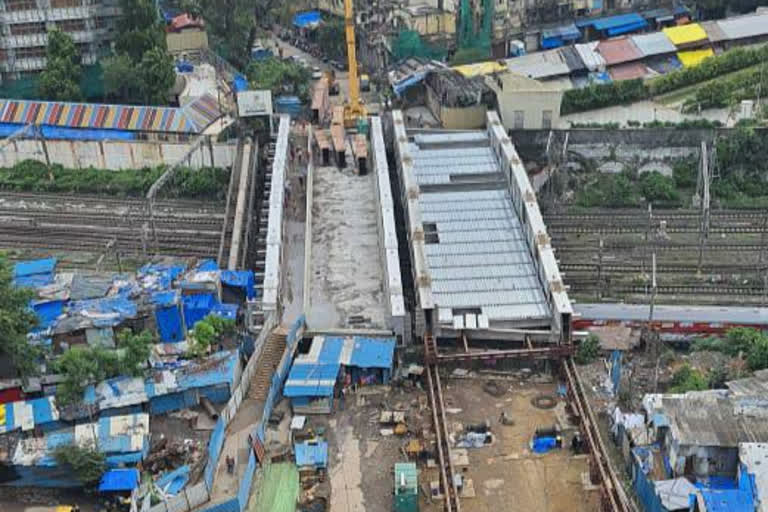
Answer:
[[370, 116, 407, 343], [262, 116, 290, 311], [0, 139, 238, 170], [486, 112, 573, 341]]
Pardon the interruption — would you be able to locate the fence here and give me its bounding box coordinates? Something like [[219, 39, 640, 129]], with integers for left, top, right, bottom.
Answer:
[[148, 311, 279, 512]]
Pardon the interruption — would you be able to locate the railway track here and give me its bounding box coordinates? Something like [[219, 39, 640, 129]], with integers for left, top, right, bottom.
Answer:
[[569, 282, 766, 296], [423, 335, 461, 512], [549, 224, 767, 234], [0, 191, 224, 211], [0, 191, 227, 258], [545, 210, 765, 222], [552, 240, 765, 251], [560, 262, 762, 274]]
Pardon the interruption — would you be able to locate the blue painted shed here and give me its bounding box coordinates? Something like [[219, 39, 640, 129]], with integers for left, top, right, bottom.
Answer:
[[152, 291, 186, 343]]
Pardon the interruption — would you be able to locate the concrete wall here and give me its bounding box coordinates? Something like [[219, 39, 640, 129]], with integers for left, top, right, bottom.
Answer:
[[495, 89, 563, 131], [167, 29, 209, 54], [425, 86, 487, 130], [487, 112, 572, 341], [396, 9, 455, 35], [0, 139, 239, 170]]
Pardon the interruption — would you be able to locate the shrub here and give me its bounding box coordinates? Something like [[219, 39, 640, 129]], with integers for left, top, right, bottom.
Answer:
[[640, 171, 679, 202], [668, 364, 708, 393], [53, 444, 106, 486], [575, 334, 600, 365], [561, 79, 647, 115]]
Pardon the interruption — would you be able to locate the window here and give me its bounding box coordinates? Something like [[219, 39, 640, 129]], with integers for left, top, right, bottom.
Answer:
[[51, 0, 83, 7], [542, 109, 552, 129], [513, 110, 524, 129], [16, 46, 46, 59], [56, 19, 87, 32], [10, 22, 46, 36], [6, 0, 37, 11]]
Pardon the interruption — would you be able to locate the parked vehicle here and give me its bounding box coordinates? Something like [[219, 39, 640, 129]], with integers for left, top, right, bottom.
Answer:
[[311, 67, 323, 80]]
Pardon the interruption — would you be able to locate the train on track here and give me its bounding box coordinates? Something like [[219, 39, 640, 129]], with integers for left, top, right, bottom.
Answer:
[[574, 303, 768, 337]]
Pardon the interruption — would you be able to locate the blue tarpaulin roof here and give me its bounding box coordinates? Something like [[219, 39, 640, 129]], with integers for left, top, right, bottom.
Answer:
[[293, 10, 321, 28], [99, 468, 140, 492], [176, 350, 238, 390], [284, 336, 395, 397], [195, 259, 219, 272], [182, 293, 217, 329], [68, 296, 137, 327], [697, 489, 754, 511], [577, 13, 648, 35], [13, 258, 57, 288], [541, 23, 581, 48], [151, 290, 179, 307], [211, 303, 238, 320], [294, 441, 328, 468], [349, 337, 396, 368], [220, 270, 256, 299], [31, 299, 64, 331], [155, 465, 190, 495]]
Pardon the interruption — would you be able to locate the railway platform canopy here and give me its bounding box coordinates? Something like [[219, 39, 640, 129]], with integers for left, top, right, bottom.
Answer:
[[391, 110, 572, 343]]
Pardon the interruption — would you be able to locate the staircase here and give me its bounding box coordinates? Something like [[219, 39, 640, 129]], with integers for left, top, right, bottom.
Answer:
[[248, 326, 288, 402], [247, 136, 277, 333]]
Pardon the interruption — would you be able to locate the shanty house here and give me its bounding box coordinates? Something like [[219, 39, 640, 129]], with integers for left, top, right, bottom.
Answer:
[[283, 336, 396, 414], [644, 391, 768, 478]]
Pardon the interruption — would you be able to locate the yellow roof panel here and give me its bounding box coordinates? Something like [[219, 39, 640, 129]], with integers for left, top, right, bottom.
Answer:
[[663, 23, 708, 46], [677, 48, 714, 68], [453, 61, 506, 77]]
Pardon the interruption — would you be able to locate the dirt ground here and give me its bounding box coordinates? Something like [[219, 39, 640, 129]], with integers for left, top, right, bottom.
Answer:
[[0, 488, 100, 512], [421, 378, 599, 512], [294, 384, 424, 512]]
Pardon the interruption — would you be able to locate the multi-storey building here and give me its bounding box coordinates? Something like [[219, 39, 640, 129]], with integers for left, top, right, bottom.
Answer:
[[0, 0, 122, 83]]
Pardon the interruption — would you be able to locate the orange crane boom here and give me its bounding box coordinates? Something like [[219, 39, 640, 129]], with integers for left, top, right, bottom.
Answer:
[[343, 0, 366, 127]]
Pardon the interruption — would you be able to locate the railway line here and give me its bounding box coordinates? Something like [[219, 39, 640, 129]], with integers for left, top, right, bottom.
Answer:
[[560, 262, 762, 274], [552, 240, 765, 251], [0, 191, 227, 259], [569, 282, 767, 296]]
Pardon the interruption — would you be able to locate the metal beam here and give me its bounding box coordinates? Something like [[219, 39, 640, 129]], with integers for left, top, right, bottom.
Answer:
[[437, 346, 573, 362]]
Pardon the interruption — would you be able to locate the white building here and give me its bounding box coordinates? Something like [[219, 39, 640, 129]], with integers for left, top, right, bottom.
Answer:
[[0, 0, 122, 83]]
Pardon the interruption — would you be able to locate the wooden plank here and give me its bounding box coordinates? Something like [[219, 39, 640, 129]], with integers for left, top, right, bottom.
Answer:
[[330, 124, 345, 153], [314, 129, 331, 150], [332, 106, 345, 126], [353, 134, 367, 159]]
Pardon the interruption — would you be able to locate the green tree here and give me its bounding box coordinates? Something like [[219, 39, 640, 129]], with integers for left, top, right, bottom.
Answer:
[[640, 171, 679, 203], [246, 58, 311, 101], [668, 364, 708, 393], [116, 329, 153, 377], [38, 29, 82, 102], [53, 444, 107, 486], [102, 54, 143, 103], [55, 330, 154, 405], [0, 254, 40, 379], [138, 47, 176, 105], [575, 334, 600, 365], [747, 335, 768, 371], [316, 19, 346, 62]]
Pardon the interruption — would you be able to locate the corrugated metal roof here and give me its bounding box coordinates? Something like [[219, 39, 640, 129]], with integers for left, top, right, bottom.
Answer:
[[559, 46, 587, 72], [506, 50, 571, 79], [663, 23, 708, 46], [409, 132, 550, 324], [701, 20, 728, 43], [716, 13, 768, 41], [575, 303, 768, 324], [631, 32, 677, 57], [596, 37, 644, 66], [575, 42, 606, 72], [348, 337, 395, 368], [294, 441, 328, 468], [677, 48, 715, 68], [0, 94, 221, 134], [609, 62, 651, 81], [588, 13, 647, 31]]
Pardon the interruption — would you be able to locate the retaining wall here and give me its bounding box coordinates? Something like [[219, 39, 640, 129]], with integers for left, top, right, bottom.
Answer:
[[0, 138, 238, 170]]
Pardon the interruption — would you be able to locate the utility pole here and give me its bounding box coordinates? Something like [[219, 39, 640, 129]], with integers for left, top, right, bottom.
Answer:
[[597, 238, 604, 300], [642, 203, 652, 276], [696, 141, 711, 275]]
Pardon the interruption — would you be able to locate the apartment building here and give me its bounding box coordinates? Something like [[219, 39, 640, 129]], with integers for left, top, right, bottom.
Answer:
[[0, 0, 122, 83]]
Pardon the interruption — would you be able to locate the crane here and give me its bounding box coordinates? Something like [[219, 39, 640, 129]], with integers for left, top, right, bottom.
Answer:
[[343, 0, 366, 129]]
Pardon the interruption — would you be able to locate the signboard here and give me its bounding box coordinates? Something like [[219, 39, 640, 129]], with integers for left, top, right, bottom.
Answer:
[[237, 90, 273, 118]]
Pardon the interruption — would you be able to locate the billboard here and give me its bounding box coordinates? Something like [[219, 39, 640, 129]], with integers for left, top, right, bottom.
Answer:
[[237, 90, 273, 118]]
